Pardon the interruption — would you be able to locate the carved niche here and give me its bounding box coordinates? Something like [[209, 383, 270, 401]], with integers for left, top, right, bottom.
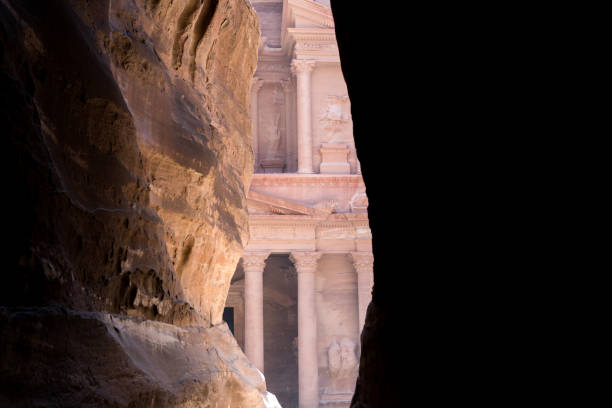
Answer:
[[321, 338, 358, 404], [258, 83, 286, 172]]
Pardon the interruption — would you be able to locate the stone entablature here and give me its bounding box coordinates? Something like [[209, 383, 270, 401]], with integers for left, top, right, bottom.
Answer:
[[250, 174, 366, 211], [247, 214, 371, 253], [245, 174, 371, 254]]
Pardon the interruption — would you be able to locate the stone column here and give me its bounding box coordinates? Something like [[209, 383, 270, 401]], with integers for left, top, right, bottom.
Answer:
[[290, 251, 322, 408], [290, 60, 316, 174], [351, 252, 374, 332], [242, 251, 268, 373], [281, 79, 293, 171], [250, 78, 264, 171]]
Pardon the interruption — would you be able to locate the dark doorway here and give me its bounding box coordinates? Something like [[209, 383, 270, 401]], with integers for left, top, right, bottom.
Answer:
[[263, 254, 299, 407], [223, 307, 235, 335]]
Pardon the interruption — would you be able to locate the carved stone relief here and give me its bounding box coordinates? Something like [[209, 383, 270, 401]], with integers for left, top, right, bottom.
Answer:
[[319, 95, 351, 143], [321, 337, 358, 402], [349, 191, 368, 213], [328, 338, 358, 382], [314, 199, 338, 214], [258, 83, 286, 172]]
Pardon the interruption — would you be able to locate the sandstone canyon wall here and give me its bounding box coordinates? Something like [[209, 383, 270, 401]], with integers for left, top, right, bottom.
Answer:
[[1, 0, 278, 406]]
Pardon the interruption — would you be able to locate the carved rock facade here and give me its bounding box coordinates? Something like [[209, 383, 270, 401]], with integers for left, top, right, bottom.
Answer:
[[225, 1, 373, 407]]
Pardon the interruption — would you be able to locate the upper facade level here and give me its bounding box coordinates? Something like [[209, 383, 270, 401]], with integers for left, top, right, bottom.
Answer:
[[250, 0, 359, 175]]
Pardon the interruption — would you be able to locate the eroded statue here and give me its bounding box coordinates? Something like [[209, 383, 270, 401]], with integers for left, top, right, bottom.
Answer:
[[320, 95, 350, 143], [326, 338, 358, 394]]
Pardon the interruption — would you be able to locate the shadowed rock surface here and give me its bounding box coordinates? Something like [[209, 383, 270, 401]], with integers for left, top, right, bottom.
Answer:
[[1, 0, 279, 406], [329, 1, 556, 406]]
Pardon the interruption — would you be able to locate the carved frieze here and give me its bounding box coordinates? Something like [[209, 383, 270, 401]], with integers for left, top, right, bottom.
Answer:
[[250, 222, 315, 240], [257, 63, 290, 73], [316, 226, 355, 240], [251, 225, 298, 240], [295, 42, 338, 52]]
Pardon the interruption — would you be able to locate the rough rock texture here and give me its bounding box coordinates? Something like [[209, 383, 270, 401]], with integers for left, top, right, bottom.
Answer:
[[1, 0, 277, 406], [0, 307, 279, 407]]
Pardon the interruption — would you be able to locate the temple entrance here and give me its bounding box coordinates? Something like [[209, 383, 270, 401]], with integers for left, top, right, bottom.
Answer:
[[263, 254, 299, 407]]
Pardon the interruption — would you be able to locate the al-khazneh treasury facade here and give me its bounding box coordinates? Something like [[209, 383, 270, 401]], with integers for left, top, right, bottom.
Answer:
[[224, 1, 373, 407]]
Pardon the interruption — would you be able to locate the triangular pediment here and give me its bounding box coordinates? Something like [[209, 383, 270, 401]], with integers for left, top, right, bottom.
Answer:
[[283, 0, 334, 29], [247, 190, 331, 216]]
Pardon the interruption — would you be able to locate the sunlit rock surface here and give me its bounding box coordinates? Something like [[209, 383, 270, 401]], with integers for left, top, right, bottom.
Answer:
[[1, 0, 277, 405], [0, 307, 280, 407]]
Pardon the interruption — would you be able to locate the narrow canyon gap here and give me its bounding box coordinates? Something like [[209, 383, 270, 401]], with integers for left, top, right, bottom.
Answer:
[[224, 2, 373, 407]]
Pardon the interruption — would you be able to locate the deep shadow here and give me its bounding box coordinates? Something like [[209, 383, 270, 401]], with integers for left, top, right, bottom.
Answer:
[[263, 254, 299, 408], [329, 2, 550, 406]]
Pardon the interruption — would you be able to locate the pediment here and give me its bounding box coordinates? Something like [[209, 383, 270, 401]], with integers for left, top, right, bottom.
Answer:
[[247, 190, 332, 216], [283, 0, 334, 29]]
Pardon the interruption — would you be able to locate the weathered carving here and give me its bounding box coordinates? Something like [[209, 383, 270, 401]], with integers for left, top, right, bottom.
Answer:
[[257, 63, 290, 73], [242, 252, 270, 273], [262, 86, 284, 158], [322, 337, 359, 401], [328, 338, 358, 380], [289, 251, 322, 273], [258, 83, 286, 172], [320, 95, 350, 143], [251, 226, 298, 240], [350, 252, 374, 275], [295, 42, 338, 51], [350, 191, 369, 213], [251, 77, 265, 93], [280, 79, 293, 92], [290, 59, 316, 76], [314, 199, 338, 213]]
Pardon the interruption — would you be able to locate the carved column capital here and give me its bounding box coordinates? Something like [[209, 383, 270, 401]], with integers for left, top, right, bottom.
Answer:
[[291, 59, 316, 76], [251, 77, 265, 93], [352, 252, 374, 332], [242, 252, 269, 273], [350, 252, 374, 274], [290, 251, 322, 274]]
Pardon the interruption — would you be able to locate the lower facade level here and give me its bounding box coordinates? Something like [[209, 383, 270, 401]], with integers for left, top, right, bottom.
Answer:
[[225, 174, 373, 408], [227, 250, 373, 408]]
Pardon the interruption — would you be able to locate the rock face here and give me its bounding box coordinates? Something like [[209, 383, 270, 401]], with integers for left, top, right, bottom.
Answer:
[[1, 0, 278, 406], [0, 307, 279, 407]]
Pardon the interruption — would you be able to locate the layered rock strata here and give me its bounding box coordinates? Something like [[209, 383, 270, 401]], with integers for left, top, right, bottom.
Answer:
[[1, 0, 277, 406]]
